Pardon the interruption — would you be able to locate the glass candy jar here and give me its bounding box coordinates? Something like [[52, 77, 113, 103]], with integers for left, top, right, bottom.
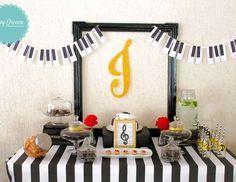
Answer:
[[43, 97, 73, 125], [46, 97, 72, 117], [177, 89, 198, 130], [60, 117, 91, 155], [23, 133, 52, 158], [161, 137, 181, 162], [159, 117, 192, 146], [77, 137, 96, 162]]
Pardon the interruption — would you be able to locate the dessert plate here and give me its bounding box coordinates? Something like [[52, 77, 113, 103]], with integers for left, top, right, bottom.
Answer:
[[98, 148, 152, 158], [106, 124, 143, 132]]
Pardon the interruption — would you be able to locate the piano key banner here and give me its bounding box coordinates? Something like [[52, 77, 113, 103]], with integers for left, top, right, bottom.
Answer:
[[0, 26, 106, 67], [6, 137, 236, 182], [146, 26, 236, 64], [2, 24, 236, 67]]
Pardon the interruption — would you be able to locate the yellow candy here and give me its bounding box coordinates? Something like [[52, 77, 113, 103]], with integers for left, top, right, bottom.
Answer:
[[169, 126, 184, 132], [69, 126, 84, 132]]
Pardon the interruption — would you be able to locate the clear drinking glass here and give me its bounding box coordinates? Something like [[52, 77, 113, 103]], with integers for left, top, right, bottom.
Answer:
[[216, 128, 226, 158], [177, 89, 198, 130], [201, 135, 211, 158], [216, 144, 226, 158]]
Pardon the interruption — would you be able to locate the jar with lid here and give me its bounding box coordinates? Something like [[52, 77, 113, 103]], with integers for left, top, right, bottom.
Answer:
[[23, 133, 52, 158], [158, 117, 192, 146], [177, 89, 198, 130], [161, 137, 181, 162], [60, 116, 91, 155], [43, 96, 73, 125], [46, 96, 72, 117]]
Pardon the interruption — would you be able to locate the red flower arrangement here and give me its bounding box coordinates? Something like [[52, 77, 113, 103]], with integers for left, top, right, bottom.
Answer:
[[84, 114, 98, 127], [156, 117, 169, 130]]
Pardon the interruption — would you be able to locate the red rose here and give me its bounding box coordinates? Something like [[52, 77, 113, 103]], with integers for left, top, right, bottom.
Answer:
[[156, 117, 169, 130], [84, 114, 98, 127]]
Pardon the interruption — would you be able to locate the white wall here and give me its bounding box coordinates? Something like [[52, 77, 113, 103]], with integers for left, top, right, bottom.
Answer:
[[1, 0, 236, 180]]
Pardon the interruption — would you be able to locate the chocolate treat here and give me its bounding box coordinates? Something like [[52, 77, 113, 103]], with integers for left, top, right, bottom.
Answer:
[[47, 109, 71, 117], [161, 149, 180, 162], [77, 149, 96, 162], [161, 137, 181, 163]]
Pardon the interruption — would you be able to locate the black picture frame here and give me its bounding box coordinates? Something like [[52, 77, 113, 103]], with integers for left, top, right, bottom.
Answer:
[[72, 22, 178, 122]]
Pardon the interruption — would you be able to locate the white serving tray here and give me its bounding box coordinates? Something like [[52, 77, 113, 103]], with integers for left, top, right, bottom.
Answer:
[[98, 148, 153, 158]]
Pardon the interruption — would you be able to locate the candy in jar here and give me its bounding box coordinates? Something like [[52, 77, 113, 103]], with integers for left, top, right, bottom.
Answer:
[[23, 133, 52, 158]]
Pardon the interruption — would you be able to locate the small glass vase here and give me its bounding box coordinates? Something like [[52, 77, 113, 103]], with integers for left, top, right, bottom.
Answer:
[[89, 128, 96, 146]]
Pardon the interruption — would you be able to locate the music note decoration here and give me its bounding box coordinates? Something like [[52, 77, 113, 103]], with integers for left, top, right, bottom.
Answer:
[[113, 119, 136, 148], [120, 124, 129, 145]]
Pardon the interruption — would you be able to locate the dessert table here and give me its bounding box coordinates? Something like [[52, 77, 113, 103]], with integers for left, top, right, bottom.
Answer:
[[6, 137, 236, 182]]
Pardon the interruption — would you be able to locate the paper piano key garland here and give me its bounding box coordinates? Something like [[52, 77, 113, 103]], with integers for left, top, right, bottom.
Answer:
[[2, 24, 236, 67], [146, 26, 236, 64], [0, 26, 106, 67]]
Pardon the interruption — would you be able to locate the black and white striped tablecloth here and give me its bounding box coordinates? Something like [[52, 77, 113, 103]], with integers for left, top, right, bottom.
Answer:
[[6, 137, 236, 182]]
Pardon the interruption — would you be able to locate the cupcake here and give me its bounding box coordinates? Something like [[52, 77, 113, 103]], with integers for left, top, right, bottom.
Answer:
[[140, 150, 146, 155], [131, 150, 137, 155], [123, 150, 129, 155], [114, 149, 120, 155], [105, 150, 112, 155]]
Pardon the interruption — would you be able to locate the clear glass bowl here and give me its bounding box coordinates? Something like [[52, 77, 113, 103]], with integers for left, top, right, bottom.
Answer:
[[60, 119, 91, 155], [158, 117, 192, 146]]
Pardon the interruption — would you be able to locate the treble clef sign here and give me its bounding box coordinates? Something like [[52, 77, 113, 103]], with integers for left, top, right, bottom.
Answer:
[[120, 124, 129, 145]]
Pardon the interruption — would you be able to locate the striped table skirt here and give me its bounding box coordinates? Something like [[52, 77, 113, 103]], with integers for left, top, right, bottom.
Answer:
[[6, 137, 236, 182]]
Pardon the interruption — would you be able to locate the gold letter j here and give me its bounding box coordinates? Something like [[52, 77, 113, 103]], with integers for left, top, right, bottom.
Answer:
[[108, 39, 132, 98]]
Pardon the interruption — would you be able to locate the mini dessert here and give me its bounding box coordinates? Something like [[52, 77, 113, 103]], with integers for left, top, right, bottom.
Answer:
[[105, 150, 112, 155], [114, 149, 120, 155], [131, 150, 137, 155], [140, 150, 146, 155], [123, 150, 129, 155]]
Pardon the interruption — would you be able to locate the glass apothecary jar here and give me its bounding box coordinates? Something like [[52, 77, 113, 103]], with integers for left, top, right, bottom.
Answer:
[[24, 133, 52, 158], [60, 116, 91, 155], [159, 117, 192, 146], [43, 97, 73, 125], [161, 137, 181, 162], [45, 97, 73, 117], [177, 89, 198, 130]]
